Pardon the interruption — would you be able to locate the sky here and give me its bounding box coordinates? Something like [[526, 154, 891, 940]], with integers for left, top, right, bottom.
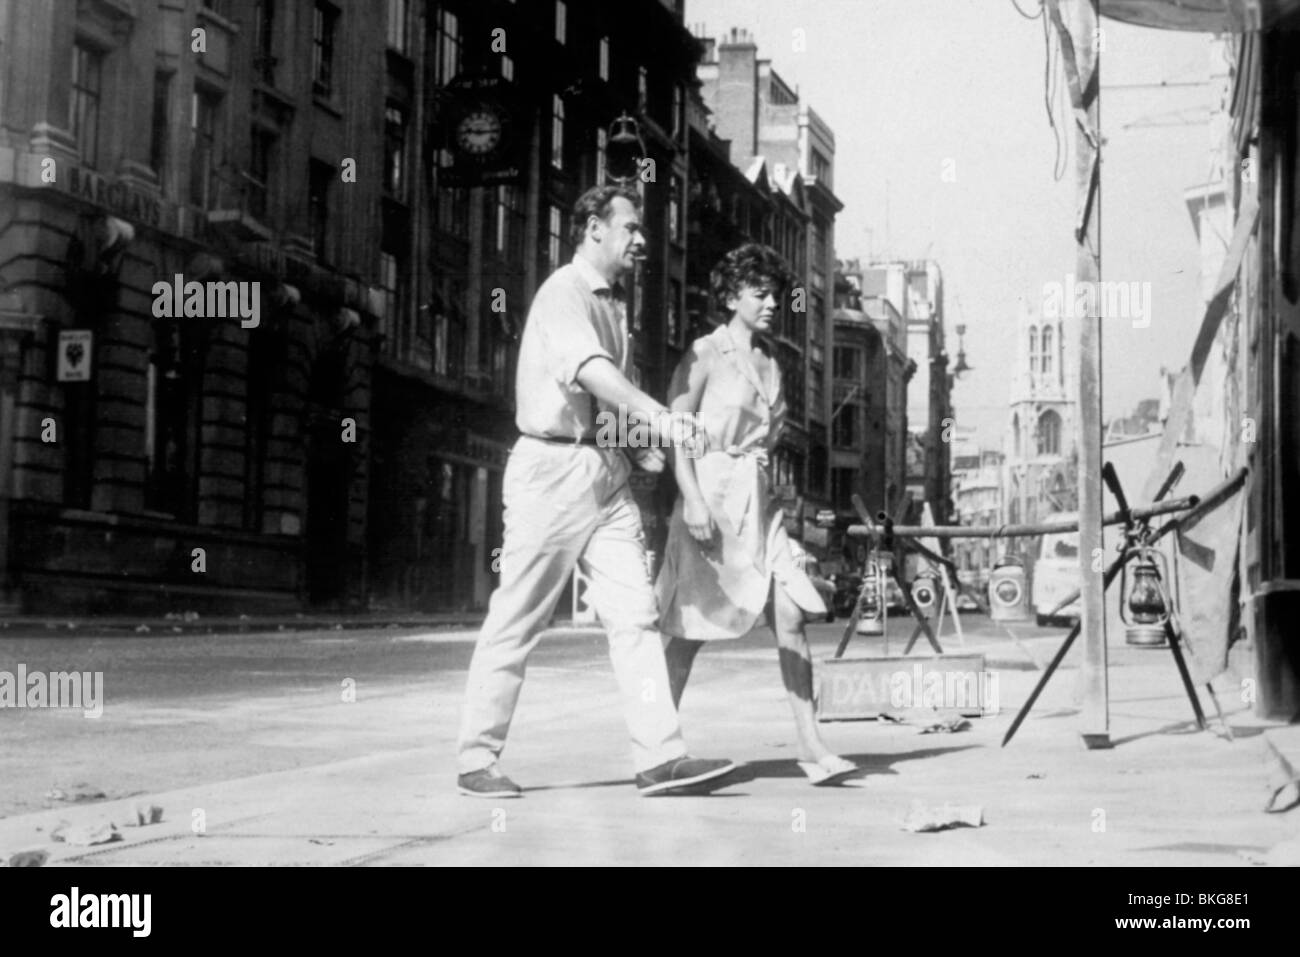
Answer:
[[685, 0, 1222, 448]]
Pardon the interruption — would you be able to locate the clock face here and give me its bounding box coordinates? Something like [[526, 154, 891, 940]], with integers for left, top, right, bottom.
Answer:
[[456, 109, 503, 156]]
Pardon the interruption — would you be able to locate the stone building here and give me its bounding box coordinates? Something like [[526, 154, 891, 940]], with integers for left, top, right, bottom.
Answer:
[[0, 0, 387, 612]]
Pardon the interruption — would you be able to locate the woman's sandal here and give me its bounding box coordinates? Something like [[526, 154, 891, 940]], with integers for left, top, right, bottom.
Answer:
[[797, 755, 861, 787]]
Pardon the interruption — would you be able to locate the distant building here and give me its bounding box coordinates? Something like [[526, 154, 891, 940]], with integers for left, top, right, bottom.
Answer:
[[1004, 299, 1077, 556], [831, 261, 911, 528], [951, 437, 1003, 588], [859, 259, 951, 523]]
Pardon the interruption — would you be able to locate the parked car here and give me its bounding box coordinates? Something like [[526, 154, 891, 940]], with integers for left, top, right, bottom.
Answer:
[[1033, 517, 1083, 626]]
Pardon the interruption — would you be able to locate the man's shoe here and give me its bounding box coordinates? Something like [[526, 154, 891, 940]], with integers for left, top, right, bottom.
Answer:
[[636, 756, 737, 796], [458, 766, 523, 798]]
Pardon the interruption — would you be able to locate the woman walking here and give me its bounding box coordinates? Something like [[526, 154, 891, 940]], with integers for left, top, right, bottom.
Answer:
[[656, 243, 860, 786]]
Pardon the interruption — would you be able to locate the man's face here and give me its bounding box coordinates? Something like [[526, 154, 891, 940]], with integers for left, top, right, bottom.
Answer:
[[592, 197, 645, 278]]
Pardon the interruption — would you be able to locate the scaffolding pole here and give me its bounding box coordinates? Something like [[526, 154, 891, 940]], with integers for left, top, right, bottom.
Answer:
[[1047, 0, 1108, 747]]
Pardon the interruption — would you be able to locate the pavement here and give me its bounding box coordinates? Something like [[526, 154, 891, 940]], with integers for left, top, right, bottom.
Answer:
[[1, 614, 1298, 866]]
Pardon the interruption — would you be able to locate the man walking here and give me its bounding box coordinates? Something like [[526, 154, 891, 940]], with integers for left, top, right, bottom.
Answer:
[[456, 185, 737, 798]]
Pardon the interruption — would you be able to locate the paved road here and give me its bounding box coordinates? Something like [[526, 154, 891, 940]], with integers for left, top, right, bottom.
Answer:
[[0, 614, 1039, 819]]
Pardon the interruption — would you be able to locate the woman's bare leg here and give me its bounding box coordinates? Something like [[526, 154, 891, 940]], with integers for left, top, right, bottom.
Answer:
[[769, 587, 836, 763], [663, 636, 705, 709]]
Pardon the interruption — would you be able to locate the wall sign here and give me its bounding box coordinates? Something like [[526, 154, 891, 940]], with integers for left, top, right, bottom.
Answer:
[[57, 330, 93, 382]]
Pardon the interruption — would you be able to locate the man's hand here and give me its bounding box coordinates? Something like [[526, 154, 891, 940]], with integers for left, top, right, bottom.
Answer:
[[629, 446, 666, 473], [665, 411, 710, 459]]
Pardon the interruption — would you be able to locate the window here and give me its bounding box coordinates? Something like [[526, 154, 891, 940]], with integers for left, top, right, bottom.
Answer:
[[495, 185, 524, 259], [146, 322, 202, 519], [832, 468, 856, 511], [834, 346, 859, 381], [1042, 325, 1053, 376], [638, 66, 648, 112], [810, 148, 831, 185], [550, 94, 564, 169], [499, 51, 514, 81], [599, 36, 610, 81], [379, 251, 400, 355], [668, 279, 681, 345], [308, 159, 332, 260], [249, 127, 275, 220], [595, 127, 607, 185], [547, 205, 563, 271], [1037, 410, 1061, 456], [435, 150, 469, 238], [70, 42, 103, 168], [809, 296, 825, 364], [554, 0, 566, 44], [384, 103, 406, 199], [809, 361, 825, 421], [312, 2, 338, 96], [833, 403, 857, 448], [189, 87, 220, 207], [668, 175, 682, 243], [1028, 327, 1039, 375], [254, 0, 276, 84], [387, 0, 408, 54], [672, 83, 684, 140], [150, 72, 171, 184], [435, 9, 461, 85], [811, 219, 828, 272]]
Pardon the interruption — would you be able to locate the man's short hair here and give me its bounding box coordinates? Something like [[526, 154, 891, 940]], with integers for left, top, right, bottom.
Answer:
[[710, 243, 794, 314], [570, 184, 642, 247]]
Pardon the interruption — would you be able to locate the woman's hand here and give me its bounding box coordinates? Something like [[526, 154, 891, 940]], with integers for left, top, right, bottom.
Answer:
[[683, 496, 716, 545]]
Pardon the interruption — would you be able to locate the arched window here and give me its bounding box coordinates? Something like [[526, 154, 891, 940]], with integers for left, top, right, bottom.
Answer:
[[1012, 413, 1021, 458], [1042, 325, 1053, 376], [1028, 327, 1039, 375], [1038, 410, 1061, 456]]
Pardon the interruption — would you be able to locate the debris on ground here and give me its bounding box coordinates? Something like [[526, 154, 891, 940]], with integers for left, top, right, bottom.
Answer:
[[902, 801, 984, 833], [920, 716, 972, 734], [114, 803, 164, 828], [4, 850, 49, 867], [51, 822, 121, 846], [1264, 739, 1300, 814], [1027, 772, 1046, 780], [135, 625, 150, 633], [876, 712, 906, 724], [45, 785, 107, 803]]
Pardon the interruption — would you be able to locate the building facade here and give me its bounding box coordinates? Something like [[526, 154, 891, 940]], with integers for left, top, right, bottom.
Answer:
[[366, 0, 703, 612], [0, 0, 706, 615], [695, 27, 842, 556], [859, 258, 951, 524], [1003, 297, 1078, 555], [0, 0, 389, 613]]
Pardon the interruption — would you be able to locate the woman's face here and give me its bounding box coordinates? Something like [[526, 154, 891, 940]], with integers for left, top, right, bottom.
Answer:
[[728, 281, 778, 333]]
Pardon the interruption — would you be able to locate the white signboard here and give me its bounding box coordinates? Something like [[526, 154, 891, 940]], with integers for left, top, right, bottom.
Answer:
[[57, 330, 93, 382]]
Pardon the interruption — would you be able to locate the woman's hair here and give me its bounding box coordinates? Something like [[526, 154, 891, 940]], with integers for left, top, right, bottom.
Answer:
[[709, 243, 793, 314]]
